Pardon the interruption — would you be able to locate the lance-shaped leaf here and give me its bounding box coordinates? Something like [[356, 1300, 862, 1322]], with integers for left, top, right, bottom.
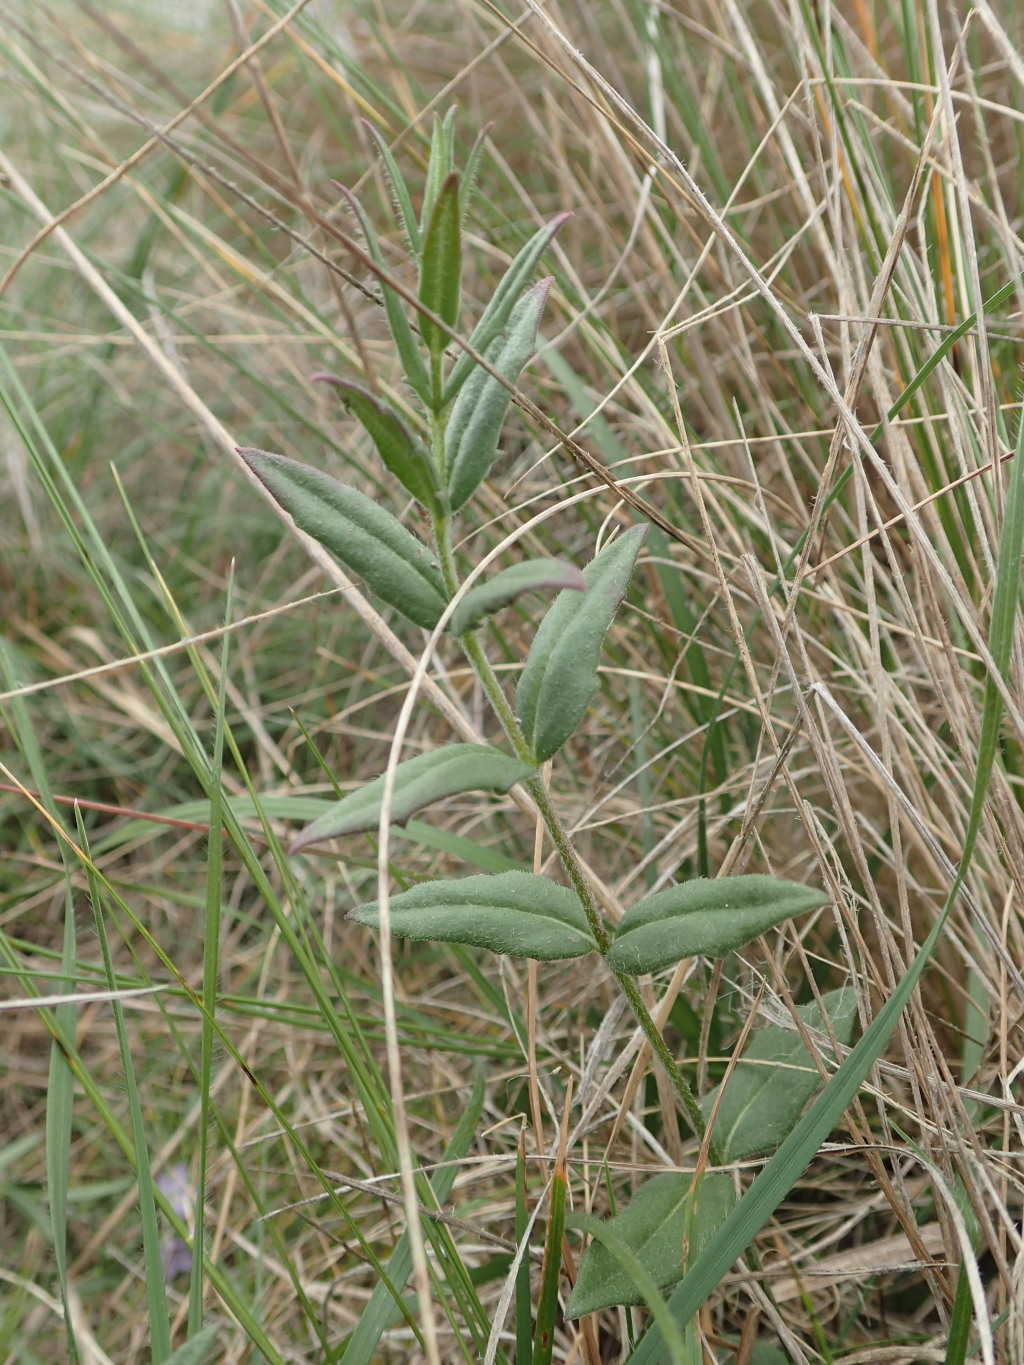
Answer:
[[516, 524, 647, 762], [337, 185, 432, 405], [420, 108, 457, 234], [566, 1172, 735, 1317], [701, 987, 858, 1161], [458, 121, 492, 216], [445, 278, 552, 511], [239, 448, 447, 629], [291, 744, 535, 851], [349, 871, 598, 961], [605, 875, 829, 976], [162, 1325, 220, 1365], [362, 120, 421, 253], [312, 375, 441, 510], [449, 559, 585, 636], [418, 171, 461, 364], [443, 213, 570, 405]]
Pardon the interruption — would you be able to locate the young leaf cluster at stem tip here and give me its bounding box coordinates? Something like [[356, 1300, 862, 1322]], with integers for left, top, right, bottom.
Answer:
[[237, 113, 836, 1335], [240, 115, 571, 642]]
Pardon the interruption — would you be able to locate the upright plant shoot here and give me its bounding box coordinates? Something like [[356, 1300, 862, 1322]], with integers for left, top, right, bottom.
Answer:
[[239, 118, 836, 1351]]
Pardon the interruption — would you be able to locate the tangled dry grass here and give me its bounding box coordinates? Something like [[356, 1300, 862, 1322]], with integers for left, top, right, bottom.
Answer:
[[1, 2, 1023, 1362]]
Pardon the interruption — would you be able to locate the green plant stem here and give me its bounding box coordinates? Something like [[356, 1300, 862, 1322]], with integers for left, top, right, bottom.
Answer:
[[428, 489, 717, 1157], [524, 764, 714, 1156]]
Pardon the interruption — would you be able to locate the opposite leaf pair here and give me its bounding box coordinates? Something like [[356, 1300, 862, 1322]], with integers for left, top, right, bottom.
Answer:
[[243, 437, 591, 643], [348, 869, 828, 973], [240, 449, 647, 765]]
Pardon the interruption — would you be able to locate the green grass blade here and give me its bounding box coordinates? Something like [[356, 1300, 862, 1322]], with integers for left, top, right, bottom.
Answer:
[[0, 644, 81, 1363], [189, 572, 233, 1337], [531, 1159, 567, 1365], [945, 1264, 974, 1365], [514, 1132, 532, 1364], [77, 811, 172, 1363], [338, 1068, 485, 1364], [45, 880, 80, 1365]]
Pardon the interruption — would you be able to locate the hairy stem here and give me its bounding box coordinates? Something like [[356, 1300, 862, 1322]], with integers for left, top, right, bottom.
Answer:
[[525, 766, 713, 1154], [428, 474, 717, 1156]]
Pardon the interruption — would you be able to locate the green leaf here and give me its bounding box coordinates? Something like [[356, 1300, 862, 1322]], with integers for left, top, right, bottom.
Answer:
[[749, 1346, 792, 1365], [605, 875, 829, 975], [338, 185, 432, 404], [290, 744, 535, 850], [533, 1157, 568, 1365], [445, 278, 552, 511], [362, 120, 422, 253], [567, 1214, 691, 1365], [418, 171, 461, 362], [443, 213, 570, 405], [458, 123, 491, 217], [516, 523, 647, 762], [163, 1326, 220, 1365], [239, 448, 447, 629], [567, 1172, 736, 1317], [349, 871, 599, 961], [420, 108, 457, 233], [450, 559, 585, 636], [701, 987, 858, 1161], [312, 375, 441, 509]]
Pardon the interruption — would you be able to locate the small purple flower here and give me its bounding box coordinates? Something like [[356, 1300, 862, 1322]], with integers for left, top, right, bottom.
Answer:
[[157, 1164, 194, 1280]]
